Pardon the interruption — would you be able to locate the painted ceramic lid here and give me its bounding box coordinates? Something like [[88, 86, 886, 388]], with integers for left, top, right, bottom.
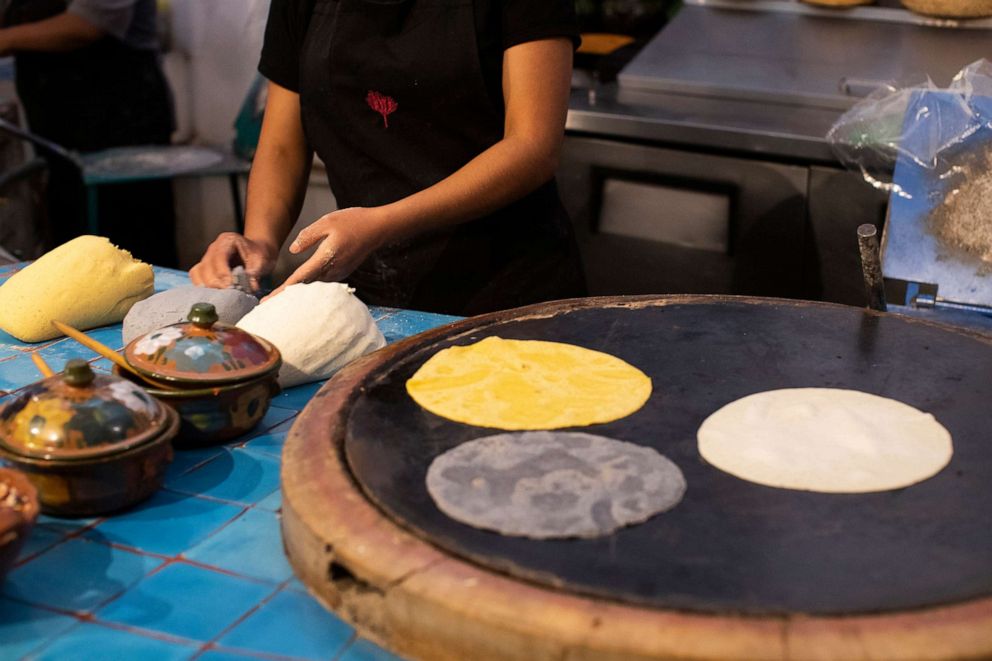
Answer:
[[0, 360, 169, 461], [123, 303, 280, 385]]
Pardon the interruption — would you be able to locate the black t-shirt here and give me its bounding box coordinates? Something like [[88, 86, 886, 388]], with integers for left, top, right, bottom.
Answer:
[[256, 0, 585, 315], [259, 0, 580, 110]]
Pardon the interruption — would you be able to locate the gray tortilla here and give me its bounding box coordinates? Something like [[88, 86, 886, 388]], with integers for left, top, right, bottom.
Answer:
[[123, 285, 258, 345], [426, 431, 686, 539]]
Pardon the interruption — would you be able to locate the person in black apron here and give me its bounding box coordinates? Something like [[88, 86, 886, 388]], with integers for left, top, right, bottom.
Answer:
[[190, 0, 586, 316], [0, 0, 177, 266]]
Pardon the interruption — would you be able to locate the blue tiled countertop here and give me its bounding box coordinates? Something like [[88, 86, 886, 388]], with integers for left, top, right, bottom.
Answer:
[[0, 264, 459, 661]]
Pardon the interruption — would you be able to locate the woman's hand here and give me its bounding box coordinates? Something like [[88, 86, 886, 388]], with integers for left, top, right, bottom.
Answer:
[[189, 232, 278, 291], [264, 207, 387, 299]]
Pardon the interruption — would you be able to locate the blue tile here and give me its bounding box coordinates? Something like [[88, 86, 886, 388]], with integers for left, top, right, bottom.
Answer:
[[90, 357, 116, 373], [84, 326, 125, 351], [36, 514, 101, 535], [198, 651, 268, 661], [339, 639, 405, 661], [376, 312, 459, 344], [273, 380, 324, 411], [14, 526, 65, 564], [0, 353, 44, 392], [255, 489, 281, 513], [0, 597, 79, 659], [218, 589, 353, 660], [0, 341, 20, 361], [284, 577, 309, 595], [87, 490, 244, 556], [250, 405, 297, 436], [152, 267, 192, 292], [36, 339, 97, 372], [164, 446, 225, 482], [32, 622, 197, 661], [2, 537, 162, 612], [184, 509, 291, 583], [96, 562, 276, 642], [368, 306, 400, 321], [167, 449, 280, 507], [241, 430, 287, 459]]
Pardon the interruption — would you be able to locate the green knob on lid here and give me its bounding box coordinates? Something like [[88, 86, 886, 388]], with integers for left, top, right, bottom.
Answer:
[[188, 303, 219, 328], [63, 359, 95, 387]]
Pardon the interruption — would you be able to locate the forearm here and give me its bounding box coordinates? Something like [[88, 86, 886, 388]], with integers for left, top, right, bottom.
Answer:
[[243, 83, 313, 256], [243, 146, 312, 256], [1, 13, 104, 52], [373, 136, 559, 244]]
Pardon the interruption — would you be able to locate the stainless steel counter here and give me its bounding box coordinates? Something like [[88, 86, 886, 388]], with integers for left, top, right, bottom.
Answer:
[[567, 84, 841, 164]]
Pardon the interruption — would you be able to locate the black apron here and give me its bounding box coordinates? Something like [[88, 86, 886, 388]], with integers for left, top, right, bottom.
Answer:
[[299, 0, 585, 315], [4, 0, 178, 265]]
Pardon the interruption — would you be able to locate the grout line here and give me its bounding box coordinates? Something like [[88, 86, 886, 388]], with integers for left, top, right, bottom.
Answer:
[[331, 631, 360, 661], [192, 576, 292, 658]]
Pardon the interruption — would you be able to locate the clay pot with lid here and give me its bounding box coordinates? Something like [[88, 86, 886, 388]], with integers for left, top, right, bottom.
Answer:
[[0, 468, 39, 582], [117, 303, 282, 446], [0, 360, 178, 516]]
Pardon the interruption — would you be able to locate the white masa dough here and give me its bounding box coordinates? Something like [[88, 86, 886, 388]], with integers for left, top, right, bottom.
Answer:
[[697, 388, 953, 493], [0, 235, 154, 342], [237, 282, 385, 387]]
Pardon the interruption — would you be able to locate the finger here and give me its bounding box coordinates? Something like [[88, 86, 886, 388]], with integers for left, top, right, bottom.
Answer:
[[283, 244, 337, 289], [189, 263, 203, 286], [290, 217, 331, 254], [202, 235, 241, 287]]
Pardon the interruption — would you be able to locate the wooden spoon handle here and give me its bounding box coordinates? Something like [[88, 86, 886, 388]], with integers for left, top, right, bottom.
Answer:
[[50, 321, 181, 391], [30, 352, 55, 378]]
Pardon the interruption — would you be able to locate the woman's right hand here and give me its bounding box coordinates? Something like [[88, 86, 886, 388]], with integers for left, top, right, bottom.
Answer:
[[189, 232, 277, 291]]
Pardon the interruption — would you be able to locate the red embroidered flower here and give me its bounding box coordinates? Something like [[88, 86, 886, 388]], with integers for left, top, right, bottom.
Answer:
[[366, 91, 398, 128]]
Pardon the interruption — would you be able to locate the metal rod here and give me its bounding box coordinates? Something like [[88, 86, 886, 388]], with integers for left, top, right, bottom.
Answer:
[[857, 224, 887, 312], [0, 118, 83, 171]]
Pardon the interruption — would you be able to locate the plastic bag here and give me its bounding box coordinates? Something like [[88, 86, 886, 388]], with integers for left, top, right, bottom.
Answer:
[[827, 59, 992, 198]]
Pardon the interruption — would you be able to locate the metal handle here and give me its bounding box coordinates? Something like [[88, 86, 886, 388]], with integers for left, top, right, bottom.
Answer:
[[857, 224, 887, 312]]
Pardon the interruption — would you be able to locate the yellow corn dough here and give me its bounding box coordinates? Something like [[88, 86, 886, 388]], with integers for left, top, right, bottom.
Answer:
[[407, 337, 652, 430], [0, 235, 154, 342]]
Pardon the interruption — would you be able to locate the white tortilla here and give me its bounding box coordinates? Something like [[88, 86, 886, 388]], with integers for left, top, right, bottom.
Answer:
[[426, 431, 686, 539], [697, 388, 953, 493]]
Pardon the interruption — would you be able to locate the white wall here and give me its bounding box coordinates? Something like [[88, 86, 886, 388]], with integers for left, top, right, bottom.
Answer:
[[166, 0, 336, 277]]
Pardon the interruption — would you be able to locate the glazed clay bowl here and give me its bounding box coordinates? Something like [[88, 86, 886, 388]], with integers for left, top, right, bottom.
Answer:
[[0, 360, 179, 517], [115, 367, 280, 447], [0, 468, 39, 582], [0, 407, 178, 517]]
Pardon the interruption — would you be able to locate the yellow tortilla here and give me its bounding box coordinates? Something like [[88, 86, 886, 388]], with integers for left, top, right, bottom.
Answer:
[[406, 337, 652, 430]]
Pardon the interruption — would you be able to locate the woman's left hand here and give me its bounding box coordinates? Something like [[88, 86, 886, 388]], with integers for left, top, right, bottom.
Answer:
[[264, 207, 387, 300]]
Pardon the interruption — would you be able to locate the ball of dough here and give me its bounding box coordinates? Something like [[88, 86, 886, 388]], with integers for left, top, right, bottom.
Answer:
[[0, 235, 154, 343], [237, 282, 385, 387], [123, 286, 258, 345]]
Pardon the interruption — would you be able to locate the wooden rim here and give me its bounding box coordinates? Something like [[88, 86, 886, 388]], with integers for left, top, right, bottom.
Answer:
[[282, 295, 992, 661]]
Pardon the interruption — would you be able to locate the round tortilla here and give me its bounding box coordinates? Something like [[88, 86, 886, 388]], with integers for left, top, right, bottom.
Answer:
[[426, 431, 686, 539], [406, 337, 652, 430], [697, 388, 953, 493]]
